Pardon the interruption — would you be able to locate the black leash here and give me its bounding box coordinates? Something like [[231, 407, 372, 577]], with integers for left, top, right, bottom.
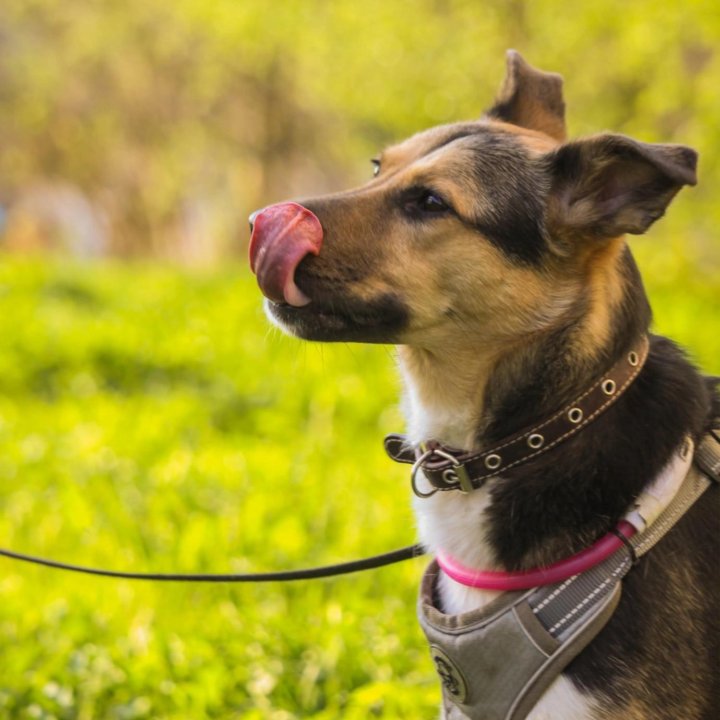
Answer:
[[0, 543, 426, 582]]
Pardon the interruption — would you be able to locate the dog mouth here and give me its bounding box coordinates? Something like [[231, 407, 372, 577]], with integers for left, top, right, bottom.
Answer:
[[265, 292, 408, 343]]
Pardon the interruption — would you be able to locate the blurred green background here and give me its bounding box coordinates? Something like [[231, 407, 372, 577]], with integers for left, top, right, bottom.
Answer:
[[0, 2, 718, 719], [1, 0, 719, 272]]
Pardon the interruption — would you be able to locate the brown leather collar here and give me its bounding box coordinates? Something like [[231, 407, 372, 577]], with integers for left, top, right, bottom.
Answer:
[[385, 337, 650, 497]]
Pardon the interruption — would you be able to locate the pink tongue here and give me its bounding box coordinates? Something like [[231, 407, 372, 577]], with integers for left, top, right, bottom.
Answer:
[[248, 202, 323, 306]]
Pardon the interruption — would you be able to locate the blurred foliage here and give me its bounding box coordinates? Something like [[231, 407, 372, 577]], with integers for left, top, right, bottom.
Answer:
[[0, 259, 428, 719], [0, 0, 718, 272], [0, 259, 717, 718], [0, 2, 718, 718]]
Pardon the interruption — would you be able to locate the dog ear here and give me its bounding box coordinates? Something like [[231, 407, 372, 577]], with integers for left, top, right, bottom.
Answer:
[[545, 134, 698, 243], [485, 50, 566, 141]]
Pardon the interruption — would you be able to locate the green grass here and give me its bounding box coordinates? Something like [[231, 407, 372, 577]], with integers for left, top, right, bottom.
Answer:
[[0, 257, 717, 719]]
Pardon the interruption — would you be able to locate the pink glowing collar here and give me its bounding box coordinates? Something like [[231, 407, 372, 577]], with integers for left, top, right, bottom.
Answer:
[[436, 438, 694, 591], [436, 521, 636, 591]]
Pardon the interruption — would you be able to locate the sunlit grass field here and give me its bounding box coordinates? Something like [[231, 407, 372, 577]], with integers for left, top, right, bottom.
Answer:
[[0, 257, 717, 719]]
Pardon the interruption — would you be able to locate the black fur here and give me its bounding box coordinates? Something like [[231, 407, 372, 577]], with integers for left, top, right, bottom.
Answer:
[[268, 291, 409, 343], [546, 135, 698, 240], [477, 242, 718, 716], [426, 130, 551, 265], [574, 491, 720, 719], [466, 134, 548, 264], [407, 127, 550, 264], [486, 335, 713, 570]]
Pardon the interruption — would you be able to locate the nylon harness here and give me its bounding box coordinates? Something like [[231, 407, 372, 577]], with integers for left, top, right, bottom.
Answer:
[[416, 428, 719, 720]]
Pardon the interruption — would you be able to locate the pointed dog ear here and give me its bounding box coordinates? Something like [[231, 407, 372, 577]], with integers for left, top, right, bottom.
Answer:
[[545, 134, 698, 243], [485, 50, 566, 141]]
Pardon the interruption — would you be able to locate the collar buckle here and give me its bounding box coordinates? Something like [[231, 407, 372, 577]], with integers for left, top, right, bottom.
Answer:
[[441, 461, 473, 493], [411, 447, 473, 497]]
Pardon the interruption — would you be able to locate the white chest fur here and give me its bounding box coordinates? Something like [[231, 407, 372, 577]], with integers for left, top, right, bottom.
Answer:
[[402, 364, 505, 615], [402, 367, 599, 720]]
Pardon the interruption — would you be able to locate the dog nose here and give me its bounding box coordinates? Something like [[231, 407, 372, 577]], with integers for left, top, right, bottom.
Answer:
[[248, 209, 261, 234]]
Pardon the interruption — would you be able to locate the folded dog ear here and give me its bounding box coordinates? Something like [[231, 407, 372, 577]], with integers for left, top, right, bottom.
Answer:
[[485, 50, 566, 141], [545, 134, 698, 243]]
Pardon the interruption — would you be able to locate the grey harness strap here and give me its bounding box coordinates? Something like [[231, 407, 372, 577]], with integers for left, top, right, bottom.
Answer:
[[418, 429, 720, 720]]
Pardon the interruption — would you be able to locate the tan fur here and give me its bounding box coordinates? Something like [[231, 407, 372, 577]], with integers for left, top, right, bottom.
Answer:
[[485, 119, 562, 153], [573, 237, 628, 359], [302, 120, 590, 445], [386, 214, 579, 448], [372, 126, 578, 349], [377, 124, 478, 177], [489, 50, 567, 142]]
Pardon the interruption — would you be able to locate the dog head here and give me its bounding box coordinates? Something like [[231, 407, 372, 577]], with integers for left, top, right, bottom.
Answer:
[[249, 51, 697, 355]]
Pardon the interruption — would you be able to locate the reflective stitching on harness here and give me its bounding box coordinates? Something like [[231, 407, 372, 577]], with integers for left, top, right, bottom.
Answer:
[[547, 558, 631, 634], [531, 576, 579, 614]]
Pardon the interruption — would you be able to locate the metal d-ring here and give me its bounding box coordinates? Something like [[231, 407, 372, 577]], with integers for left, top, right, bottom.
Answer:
[[411, 450, 440, 498], [411, 448, 468, 498]]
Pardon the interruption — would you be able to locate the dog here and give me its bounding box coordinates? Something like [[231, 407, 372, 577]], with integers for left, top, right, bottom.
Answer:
[[248, 51, 719, 720]]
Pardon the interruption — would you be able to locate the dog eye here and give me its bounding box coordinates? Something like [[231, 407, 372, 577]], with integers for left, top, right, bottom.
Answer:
[[371, 159, 381, 177], [416, 191, 449, 213], [406, 190, 450, 214], [400, 187, 453, 219]]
